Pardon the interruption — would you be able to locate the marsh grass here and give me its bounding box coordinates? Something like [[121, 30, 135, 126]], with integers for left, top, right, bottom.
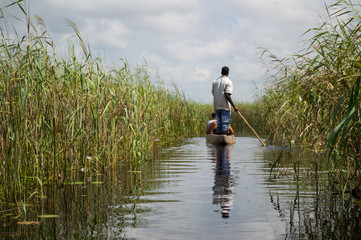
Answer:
[[230, 101, 265, 136], [0, 1, 210, 212], [259, 0, 361, 192]]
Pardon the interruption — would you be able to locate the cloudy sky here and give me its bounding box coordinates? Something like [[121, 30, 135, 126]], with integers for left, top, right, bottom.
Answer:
[[1, 0, 333, 102]]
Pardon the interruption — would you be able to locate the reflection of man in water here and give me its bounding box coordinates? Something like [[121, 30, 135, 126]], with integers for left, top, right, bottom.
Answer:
[[212, 146, 233, 218]]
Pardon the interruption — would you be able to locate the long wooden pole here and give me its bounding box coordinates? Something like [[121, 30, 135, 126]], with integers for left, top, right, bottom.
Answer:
[[236, 110, 266, 147]]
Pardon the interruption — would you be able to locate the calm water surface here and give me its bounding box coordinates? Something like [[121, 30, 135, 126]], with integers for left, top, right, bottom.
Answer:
[[2, 137, 360, 239], [130, 137, 284, 239]]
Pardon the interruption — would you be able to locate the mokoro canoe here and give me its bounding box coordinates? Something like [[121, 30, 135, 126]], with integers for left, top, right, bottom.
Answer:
[[206, 134, 235, 145]]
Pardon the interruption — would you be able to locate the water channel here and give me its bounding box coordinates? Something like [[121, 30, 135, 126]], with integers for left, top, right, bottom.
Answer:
[[1, 137, 361, 239]]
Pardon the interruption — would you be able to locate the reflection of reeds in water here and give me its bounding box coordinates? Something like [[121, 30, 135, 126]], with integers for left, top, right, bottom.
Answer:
[[212, 146, 233, 218], [0, 2, 210, 211], [268, 169, 361, 239]]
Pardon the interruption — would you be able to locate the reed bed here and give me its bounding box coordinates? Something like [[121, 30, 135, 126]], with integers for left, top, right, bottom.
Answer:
[[230, 101, 265, 136], [0, 3, 209, 208], [259, 0, 361, 191]]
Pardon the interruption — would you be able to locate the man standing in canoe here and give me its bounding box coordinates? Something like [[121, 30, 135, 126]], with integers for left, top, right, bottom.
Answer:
[[212, 66, 239, 135]]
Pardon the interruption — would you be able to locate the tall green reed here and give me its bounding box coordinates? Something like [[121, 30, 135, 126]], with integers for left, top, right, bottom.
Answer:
[[230, 101, 265, 136], [259, 0, 361, 191], [0, 1, 209, 209]]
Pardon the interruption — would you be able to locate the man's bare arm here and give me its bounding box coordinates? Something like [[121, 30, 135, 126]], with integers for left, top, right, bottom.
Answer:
[[225, 93, 239, 112]]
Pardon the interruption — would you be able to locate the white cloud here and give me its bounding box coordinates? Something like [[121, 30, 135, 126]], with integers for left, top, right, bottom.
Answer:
[[44, 0, 201, 35], [166, 38, 235, 62], [139, 12, 200, 34], [83, 19, 130, 49], [45, 0, 197, 15], [1, 0, 334, 102], [193, 67, 212, 83], [226, 0, 326, 23]]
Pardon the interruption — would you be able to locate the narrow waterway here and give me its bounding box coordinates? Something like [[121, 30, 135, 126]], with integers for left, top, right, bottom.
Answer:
[[1, 137, 360, 239], [128, 137, 285, 239]]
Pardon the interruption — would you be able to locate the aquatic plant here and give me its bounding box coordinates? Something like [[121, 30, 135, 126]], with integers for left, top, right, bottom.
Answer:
[[259, 0, 361, 191], [227, 101, 264, 136], [0, 1, 209, 210]]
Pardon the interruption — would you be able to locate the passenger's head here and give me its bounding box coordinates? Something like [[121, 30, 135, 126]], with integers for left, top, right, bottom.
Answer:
[[221, 66, 229, 76]]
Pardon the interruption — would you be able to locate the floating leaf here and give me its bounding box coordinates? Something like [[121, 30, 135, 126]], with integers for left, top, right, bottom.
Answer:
[[17, 203, 34, 207], [3, 232, 21, 237], [91, 182, 103, 184], [38, 215, 59, 218], [17, 221, 40, 225], [68, 182, 84, 185]]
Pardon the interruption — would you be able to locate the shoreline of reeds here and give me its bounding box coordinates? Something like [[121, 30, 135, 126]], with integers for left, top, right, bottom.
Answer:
[[0, 3, 211, 208], [258, 0, 361, 193]]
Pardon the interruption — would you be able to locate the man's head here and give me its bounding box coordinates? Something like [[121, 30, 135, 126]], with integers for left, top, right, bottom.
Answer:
[[221, 66, 229, 76], [211, 113, 216, 119]]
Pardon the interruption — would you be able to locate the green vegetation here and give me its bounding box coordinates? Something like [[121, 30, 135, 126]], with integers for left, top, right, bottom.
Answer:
[[3, 0, 361, 221], [259, 1, 361, 191], [230, 101, 264, 136], [0, 2, 210, 207]]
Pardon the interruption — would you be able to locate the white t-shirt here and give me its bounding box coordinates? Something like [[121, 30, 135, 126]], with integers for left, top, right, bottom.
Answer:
[[212, 76, 233, 111], [207, 119, 217, 130]]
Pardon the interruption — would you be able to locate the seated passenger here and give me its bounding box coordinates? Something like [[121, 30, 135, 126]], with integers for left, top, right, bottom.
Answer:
[[206, 113, 234, 135]]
